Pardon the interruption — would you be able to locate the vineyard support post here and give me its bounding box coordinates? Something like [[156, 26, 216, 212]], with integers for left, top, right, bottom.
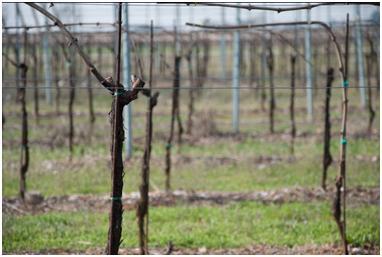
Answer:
[[31, 40, 39, 122], [355, 5, 366, 108], [15, 4, 21, 95], [175, 5, 181, 56], [53, 47, 60, 115], [304, 7, 313, 122], [86, 45, 95, 125], [42, 3, 52, 104], [185, 16, 350, 254], [186, 36, 195, 135], [137, 20, 158, 255], [220, 7, 227, 82], [232, 8, 240, 133], [365, 51, 375, 136], [155, 5, 161, 75], [19, 29, 29, 200], [266, 35, 275, 134], [289, 55, 296, 155], [123, 3, 133, 159], [260, 10, 267, 111], [20, 14, 145, 253], [165, 55, 181, 192], [322, 68, 334, 190]]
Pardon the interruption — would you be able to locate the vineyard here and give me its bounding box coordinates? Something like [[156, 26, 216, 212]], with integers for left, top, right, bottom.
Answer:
[[2, 2, 380, 255]]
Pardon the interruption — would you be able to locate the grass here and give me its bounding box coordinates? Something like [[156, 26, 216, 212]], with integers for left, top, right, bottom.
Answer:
[[2, 135, 379, 196], [3, 201, 379, 253], [2, 87, 379, 197], [2, 88, 379, 197], [2, 67, 380, 252]]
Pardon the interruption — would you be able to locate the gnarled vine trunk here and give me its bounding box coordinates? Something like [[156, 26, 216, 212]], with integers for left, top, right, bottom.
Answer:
[[19, 30, 29, 200], [322, 68, 334, 190], [289, 55, 296, 155], [165, 56, 181, 192], [53, 47, 61, 115], [186, 41, 195, 135], [266, 37, 275, 134], [68, 51, 76, 159]]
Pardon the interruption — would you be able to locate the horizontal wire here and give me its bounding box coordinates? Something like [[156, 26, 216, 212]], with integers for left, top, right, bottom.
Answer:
[[0, 75, 369, 83], [2, 86, 379, 90], [3, 22, 377, 31]]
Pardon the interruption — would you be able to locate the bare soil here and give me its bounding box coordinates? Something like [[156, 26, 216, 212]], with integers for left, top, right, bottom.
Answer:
[[3, 187, 379, 216]]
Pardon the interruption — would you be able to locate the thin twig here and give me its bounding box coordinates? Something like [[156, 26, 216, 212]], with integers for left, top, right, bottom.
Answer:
[[186, 2, 377, 12], [186, 21, 345, 81], [25, 3, 114, 92], [3, 22, 115, 30]]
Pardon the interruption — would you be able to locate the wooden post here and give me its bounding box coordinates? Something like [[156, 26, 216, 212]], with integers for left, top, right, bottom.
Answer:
[[52, 46, 61, 115], [31, 39, 40, 123], [365, 33, 377, 132], [266, 35, 275, 134], [239, 39, 246, 77], [23, 4, 146, 254], [195, 32, 201, 90], [249, 36, 257, 90], [333, 14, 350, 255], [186, 33, 195, 135], [68, 48, 76, 159], [42, 3, 52, 104], [289, 55, 296, 155], [19, 29, 29, 200], [137, 21, 159, 255], [312, 41, 319, 96], [174, 26, 183, 147], [86, 45, 96, 125], [107, 5, 124, 254], [165, 53, 181, 192], [59, 43, 76, 160], [322, 68, 334, 190], [106, 4, 146, 254], [365, 52, 375, 136], [15, 3, 21, 98], [260, 13, 267, 112]]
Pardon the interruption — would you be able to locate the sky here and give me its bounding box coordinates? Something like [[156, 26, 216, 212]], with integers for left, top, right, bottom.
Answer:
[[2, 3, 380, 33]]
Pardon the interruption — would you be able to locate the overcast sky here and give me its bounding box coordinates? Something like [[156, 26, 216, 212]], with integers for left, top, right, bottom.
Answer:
[[2, 3, 380, 33]]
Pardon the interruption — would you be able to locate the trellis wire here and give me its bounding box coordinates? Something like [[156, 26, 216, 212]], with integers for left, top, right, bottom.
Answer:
[[1, 85, 379, 90]]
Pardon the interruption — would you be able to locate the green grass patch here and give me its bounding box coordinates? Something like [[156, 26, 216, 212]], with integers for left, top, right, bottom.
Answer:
[[3, 135, 379, 197], [3, 202, 379, 252]]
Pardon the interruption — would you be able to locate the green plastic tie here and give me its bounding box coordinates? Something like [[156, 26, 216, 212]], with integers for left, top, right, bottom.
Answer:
[[342, 80, 349, 88], [114, 90, 124, 96], [110, 196, 122, 201], [341, 138, 347, 145], [165, 143, 172, 150]]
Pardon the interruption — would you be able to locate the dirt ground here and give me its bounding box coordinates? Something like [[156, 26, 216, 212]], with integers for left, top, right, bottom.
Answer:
[[3, 187, 379, 216], [4, 243, 379, 255]]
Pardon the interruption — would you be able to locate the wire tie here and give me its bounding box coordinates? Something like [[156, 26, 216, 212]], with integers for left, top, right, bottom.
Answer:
[[343, 80, 349, 88], [110, 196, 122, 201], [341, 138, 347, 145], [114, 90, 124, 96], [165, 143, 172, 149]]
